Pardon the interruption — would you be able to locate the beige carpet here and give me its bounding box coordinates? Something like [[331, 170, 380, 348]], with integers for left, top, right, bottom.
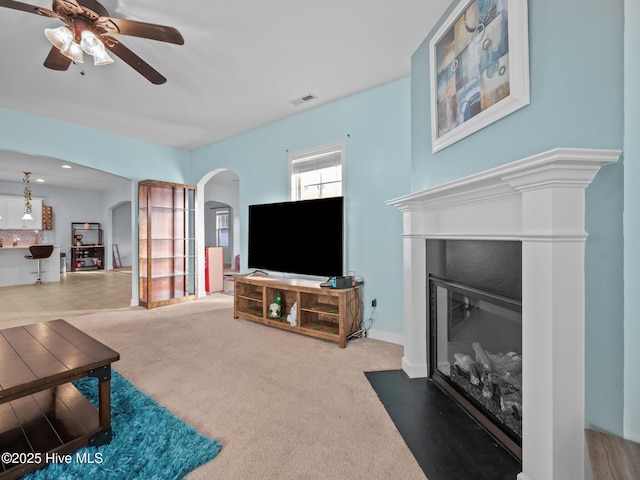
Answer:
[[64, 293, 427, 480]]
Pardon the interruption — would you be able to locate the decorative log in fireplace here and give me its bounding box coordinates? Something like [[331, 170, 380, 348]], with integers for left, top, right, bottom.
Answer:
[[456, 343, 522, 403], [454, 341, 522, 433]]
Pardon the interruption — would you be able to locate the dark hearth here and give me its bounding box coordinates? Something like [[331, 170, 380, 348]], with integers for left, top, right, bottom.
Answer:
[[366, 370, 521, 480]]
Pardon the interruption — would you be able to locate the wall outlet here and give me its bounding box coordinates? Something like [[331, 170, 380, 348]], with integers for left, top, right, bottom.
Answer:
[[371, 298, 377, 308]]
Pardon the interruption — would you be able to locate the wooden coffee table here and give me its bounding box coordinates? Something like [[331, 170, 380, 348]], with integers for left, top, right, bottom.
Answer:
[[0, 319, 120, 479]]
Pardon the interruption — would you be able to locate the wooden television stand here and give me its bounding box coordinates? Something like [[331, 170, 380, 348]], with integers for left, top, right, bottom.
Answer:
[[234, 275, 362, 348]]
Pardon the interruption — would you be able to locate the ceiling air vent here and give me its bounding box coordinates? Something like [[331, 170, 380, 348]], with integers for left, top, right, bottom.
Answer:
[[290, 94, 317, 106]]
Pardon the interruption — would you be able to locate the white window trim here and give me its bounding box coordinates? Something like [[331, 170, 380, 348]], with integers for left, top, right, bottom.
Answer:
[[215, 209, 229, 247], [288, 140, 345, 201]]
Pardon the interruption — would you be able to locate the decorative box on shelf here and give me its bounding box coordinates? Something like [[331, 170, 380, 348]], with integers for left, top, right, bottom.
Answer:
[[42, 205, 53, 230]]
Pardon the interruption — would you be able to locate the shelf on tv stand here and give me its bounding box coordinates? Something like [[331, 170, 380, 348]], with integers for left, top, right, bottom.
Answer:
[[233, 275, 362, 348]]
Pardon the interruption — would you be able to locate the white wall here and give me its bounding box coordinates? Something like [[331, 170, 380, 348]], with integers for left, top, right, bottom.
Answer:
[[112, 202, 133, 267], [102, 182, 134, 270], [204, 177, 240, 267], [0, 180, 104, 267], [624, 0, 640, 442], [0, 180, 133, 273]]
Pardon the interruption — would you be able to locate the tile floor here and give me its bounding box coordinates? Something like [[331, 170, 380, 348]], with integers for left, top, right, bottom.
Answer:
[[0, 268, 134, 329]]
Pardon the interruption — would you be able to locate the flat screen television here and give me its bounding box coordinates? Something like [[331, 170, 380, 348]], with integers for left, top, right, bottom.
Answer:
[[248, 196, 344, 278]]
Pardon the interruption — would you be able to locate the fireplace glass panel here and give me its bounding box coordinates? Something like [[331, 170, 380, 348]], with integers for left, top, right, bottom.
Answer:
[[430, 277, 522, 442]]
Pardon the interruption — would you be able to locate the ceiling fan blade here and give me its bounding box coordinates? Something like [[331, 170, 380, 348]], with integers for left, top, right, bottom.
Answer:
[[43, 46, 72, 71], [98, 17, 184, 45], [76, 0, 108, 17], [105, 40, 167, 85], [0, 0, 56, 16]]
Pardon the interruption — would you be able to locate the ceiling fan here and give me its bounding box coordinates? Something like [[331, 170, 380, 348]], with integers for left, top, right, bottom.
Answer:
[[0, 0, 184, 84]]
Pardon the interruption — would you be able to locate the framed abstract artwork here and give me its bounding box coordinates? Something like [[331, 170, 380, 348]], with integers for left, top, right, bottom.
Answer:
[[430, 0, 529, 152]]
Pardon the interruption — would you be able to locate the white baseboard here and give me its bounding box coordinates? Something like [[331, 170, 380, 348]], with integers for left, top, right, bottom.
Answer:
[[366, 328, 403, 345], [365, 330, 430, 378], [402, 357, 429, 378]]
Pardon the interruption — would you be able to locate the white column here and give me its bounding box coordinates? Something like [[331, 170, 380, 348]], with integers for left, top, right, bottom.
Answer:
[[514, 181, 589, 480], [400, 205, 429, 378]]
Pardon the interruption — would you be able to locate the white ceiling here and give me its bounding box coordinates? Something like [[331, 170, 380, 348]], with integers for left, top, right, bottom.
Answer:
[[0, 151, 130, 190], [0, 0, 452, 187]]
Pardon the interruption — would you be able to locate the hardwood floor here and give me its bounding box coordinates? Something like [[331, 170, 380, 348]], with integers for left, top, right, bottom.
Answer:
[[366, 370, 521, 480], [0, 268, 133, 329]]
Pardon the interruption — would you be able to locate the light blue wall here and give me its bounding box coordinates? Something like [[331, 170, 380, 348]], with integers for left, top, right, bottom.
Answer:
[[0, 108, 190, 183], [0, 81, 413, 339], [411, 0, 626, 435], [624, 0, 640, 442], [191, 79, 412, 338], [1, 0, 634, 435], [0, 107, 190, 302], [412, 0, 623, 189]]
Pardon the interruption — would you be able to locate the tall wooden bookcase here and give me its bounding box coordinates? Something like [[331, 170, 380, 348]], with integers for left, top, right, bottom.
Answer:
[[138, 180, 197, 308]]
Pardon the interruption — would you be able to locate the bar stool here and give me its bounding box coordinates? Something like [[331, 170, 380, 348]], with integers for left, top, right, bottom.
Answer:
[[25, 245, 54, 284]]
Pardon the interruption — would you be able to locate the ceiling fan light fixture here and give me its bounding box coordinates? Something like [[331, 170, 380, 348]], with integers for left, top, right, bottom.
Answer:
[[80, 30, 113, 65], [92, 48, 114, 66], [79, 30, 99, 55], [9, 0, 184, 83], [61, 40, 84, 63], [44, 26, 73, 51]]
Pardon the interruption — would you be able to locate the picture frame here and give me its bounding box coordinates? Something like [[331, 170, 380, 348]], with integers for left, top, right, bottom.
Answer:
[[430, 0, 529, 153]]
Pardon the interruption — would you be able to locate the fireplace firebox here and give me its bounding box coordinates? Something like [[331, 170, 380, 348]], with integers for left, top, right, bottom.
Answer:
[[426, 239, 522, 459], [429, 276, 522, 458]]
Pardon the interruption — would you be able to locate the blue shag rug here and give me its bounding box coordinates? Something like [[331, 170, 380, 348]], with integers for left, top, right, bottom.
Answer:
[[24, 370, 222, 480]]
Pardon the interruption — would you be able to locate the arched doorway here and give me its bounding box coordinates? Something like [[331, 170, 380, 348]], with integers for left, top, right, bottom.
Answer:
[[196, 169, 239, 297]]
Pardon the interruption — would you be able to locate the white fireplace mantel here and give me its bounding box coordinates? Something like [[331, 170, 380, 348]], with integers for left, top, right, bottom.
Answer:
[[387, 148, 621, 480]]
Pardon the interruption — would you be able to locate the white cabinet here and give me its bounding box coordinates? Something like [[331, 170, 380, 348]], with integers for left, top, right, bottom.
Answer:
[[5, 198, 24, 229], [0, 199, 6, 229], [31, 199, 43, 230], [2, 197, 43, 230], [0, 246, 61, 286]]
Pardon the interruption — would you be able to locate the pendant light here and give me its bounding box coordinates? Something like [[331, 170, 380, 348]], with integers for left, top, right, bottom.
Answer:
[[22, 171, 33, 221]]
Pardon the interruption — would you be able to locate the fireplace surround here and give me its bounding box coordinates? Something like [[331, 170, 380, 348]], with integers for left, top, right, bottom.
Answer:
[[388, 148, 621, 480]]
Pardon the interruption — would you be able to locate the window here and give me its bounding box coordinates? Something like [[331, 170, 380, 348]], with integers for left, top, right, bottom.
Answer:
[[289, 141, 344, 201], [216, 210, 229, 247]]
